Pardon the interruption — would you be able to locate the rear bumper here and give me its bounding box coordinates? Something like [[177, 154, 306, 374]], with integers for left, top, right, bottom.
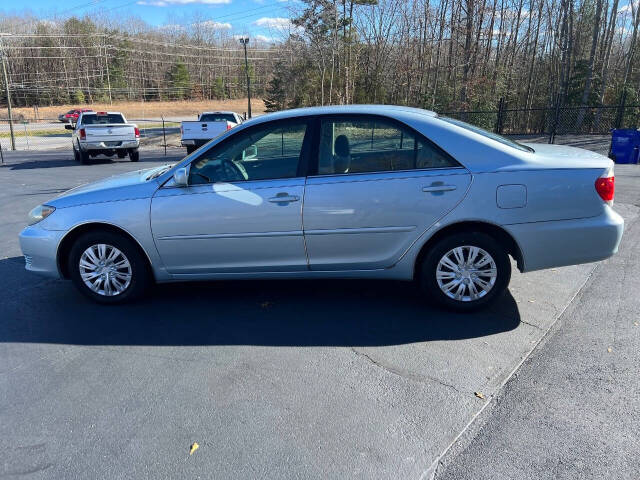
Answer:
[[506, 207, 624, 272], [19, 225, 65, 278], [80, 140, 139, 151], [181, 139, 208, 147]]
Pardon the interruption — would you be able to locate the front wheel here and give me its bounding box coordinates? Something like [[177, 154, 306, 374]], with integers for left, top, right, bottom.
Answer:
[[420, 232, 511, 312], [68, 231, 151, 304]]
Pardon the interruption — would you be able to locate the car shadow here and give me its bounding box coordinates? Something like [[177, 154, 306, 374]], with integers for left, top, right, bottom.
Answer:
[[0, 256, 522, 347]]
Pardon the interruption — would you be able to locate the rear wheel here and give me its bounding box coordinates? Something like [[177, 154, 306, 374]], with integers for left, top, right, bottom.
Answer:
[[186, 145, 196, 155], [420, 232, 511, 312], [73, 145, 80, 162], [129, 148, 140, 162], [68, 231, 151, 304], [79, 147, 90, 165]]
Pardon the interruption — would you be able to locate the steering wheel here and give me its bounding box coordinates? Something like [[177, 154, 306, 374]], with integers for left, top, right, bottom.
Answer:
[[221, 159, 248, 181]]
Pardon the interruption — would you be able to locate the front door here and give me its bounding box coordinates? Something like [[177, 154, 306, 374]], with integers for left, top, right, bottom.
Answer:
[[151, 119, 311, 274], [302, 115, 471, 270]]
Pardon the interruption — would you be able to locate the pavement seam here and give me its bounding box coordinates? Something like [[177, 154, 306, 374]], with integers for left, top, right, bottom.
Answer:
[[349, 347, 463, 394], [419, 261, 601, 480]]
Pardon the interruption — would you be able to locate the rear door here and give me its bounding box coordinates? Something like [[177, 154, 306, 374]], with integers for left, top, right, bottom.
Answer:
[[302, 115, 471, 270]]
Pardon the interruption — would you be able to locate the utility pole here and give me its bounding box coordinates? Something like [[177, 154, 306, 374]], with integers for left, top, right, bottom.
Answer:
[[239, 37, 252, 119], [0, 34, 15, 151]]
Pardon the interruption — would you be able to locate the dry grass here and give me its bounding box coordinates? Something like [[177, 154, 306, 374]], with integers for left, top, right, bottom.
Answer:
[[11, 98, 266, 122]]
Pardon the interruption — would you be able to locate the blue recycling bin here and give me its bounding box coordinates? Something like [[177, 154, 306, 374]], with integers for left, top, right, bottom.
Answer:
[[609, 129, 640, 164]]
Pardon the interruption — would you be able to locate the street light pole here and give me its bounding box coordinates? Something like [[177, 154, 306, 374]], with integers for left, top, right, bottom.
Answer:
[[0, 34, 15, 151], [239, 37, 252, 119]]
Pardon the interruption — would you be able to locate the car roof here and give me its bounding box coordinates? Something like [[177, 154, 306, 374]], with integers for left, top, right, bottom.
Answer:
[[243, 105, 437, 127], [200, 111, 237, 115]]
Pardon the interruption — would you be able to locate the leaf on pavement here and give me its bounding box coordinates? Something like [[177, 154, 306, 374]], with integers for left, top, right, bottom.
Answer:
[[474, 392, 485, 399], [189, 442, 199, 455], [634, 322, 639, 327], [607, 347, 612, 353]]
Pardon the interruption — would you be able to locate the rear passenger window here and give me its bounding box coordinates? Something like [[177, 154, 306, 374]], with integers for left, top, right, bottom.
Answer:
[[317, 117, 459, 175]]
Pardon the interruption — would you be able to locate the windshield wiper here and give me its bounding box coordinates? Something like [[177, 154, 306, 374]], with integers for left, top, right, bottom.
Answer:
[[146, 164, 174, 180]]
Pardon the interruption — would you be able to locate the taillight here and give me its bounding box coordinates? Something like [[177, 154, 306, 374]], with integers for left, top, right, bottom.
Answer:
[[134, 127, 140, 138], [79, 128, 86, 140], [226, 123, 232, 131], [595, 168, 615, 206]]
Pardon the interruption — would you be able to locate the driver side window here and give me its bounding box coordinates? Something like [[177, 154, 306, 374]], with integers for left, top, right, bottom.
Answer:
[[188, 121, 308, 185]]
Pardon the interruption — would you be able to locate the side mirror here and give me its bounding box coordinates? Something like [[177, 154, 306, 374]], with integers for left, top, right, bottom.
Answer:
[[173, 167, 188, 187], [64, 124, 74, 130], [242, 144, 258, 160]]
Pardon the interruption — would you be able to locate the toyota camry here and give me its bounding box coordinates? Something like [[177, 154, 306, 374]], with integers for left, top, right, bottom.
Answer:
[[19, 105, 624, 311]]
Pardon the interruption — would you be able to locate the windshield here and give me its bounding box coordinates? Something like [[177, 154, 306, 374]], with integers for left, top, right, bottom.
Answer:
[[199, 113, 237, 123], [439, 116, 534, 153], [82, 114, 126, 125]]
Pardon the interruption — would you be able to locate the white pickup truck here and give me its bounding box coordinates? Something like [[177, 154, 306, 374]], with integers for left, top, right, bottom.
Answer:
[[67, 111, 140, 164], [181, 111, 243, 154]]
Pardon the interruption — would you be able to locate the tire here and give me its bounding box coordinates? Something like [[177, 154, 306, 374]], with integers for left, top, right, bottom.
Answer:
[[117, 151, 127, 159], [68, 231, 151, 304], [419, 232, 511, 312], [73, 145, 80, 162], [79, 147, 90, 165], [186, 145, 196, 155], [129, 149, 140, 162]]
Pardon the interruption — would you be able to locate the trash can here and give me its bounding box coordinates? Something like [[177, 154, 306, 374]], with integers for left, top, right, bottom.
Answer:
[[609, 129, 640, 164]]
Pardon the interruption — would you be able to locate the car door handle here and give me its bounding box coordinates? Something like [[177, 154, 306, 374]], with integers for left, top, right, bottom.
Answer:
[[422, 185, 457, 193], [268, 194, 300, 203]]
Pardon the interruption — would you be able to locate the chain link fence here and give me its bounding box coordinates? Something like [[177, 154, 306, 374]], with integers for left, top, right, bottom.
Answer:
[[441, 101, 640, 141], [1, 102, 638, 154], [0, 117, 181, 155]]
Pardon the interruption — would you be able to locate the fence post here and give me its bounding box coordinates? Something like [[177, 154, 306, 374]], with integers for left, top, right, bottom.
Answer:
[[614, 90, 627, 130], [162, 115, 167, 156], [0, 140, 3, 164], [549, 93, 562, 144], [23, 121, 29, 150], [495, 97, 505, 134]]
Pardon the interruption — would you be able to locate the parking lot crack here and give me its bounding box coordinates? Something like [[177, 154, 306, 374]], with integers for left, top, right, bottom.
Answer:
[[349, 347, 462, 394]]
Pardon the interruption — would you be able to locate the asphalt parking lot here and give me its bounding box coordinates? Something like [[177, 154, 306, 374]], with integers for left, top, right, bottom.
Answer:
[[1, 146, 639, 479]]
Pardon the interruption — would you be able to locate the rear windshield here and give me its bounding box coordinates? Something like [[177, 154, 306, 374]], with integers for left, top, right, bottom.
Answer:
[[439, 116, 534, 152], [199, 113, 237, 123], [81, 113, 126, 125]]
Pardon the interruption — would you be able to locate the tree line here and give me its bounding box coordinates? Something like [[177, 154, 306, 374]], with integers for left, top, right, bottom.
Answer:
[[266, 0, 640, 117]]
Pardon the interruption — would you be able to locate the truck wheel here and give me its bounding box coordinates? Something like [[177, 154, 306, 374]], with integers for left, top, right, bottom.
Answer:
[[79, 148, 90, 165], [73, 146, 80, 162], [129, 149, 140, 162], [186, 145, 196, 155]]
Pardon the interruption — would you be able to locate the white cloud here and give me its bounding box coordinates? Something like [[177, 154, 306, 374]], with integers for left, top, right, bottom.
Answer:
[[618, 2, 637, 14], [138, 0, 230, 6], [254, 34, 274, 43], [195, 20, 232, 30], [158, 23, 186, 31], [253, 17, 294, 29]]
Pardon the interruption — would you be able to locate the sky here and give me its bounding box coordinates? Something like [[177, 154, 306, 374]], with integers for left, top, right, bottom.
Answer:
[[0, 0, 300, 43]]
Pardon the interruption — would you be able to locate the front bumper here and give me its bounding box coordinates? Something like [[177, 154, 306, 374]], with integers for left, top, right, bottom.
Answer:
[[506, 206, 624, 272], [80, 140, 139, 151], [19, 225, 66, 278]]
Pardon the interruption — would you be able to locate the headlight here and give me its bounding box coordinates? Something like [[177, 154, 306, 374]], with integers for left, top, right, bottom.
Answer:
[[28, 205, 56, 225]]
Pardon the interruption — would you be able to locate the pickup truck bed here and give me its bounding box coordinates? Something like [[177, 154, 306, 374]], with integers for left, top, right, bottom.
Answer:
[[181, 111, 242, 153]]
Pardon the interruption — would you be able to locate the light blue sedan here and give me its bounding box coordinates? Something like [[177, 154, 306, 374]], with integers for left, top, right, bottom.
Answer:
[[19, 106, 624, 310]]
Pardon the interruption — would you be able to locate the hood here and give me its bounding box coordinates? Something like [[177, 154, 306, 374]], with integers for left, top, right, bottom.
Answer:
[[48, 165, 172, 208], [521, 143, 613, 170]]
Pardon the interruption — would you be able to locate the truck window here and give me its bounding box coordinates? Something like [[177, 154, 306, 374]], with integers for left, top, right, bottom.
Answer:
[[81, 114, 126, 125], [199, 113, 237, 123]]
